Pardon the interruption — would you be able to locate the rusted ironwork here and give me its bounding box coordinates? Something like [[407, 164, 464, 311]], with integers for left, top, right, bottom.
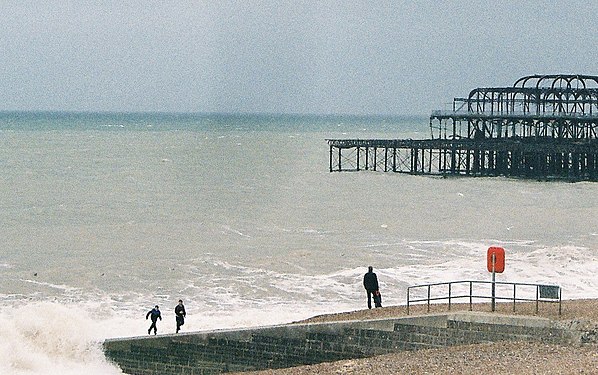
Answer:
[[328, 74, 598, 181]]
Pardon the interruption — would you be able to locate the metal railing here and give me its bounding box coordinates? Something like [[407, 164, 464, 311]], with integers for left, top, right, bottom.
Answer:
[[406, 280, 561, 316]]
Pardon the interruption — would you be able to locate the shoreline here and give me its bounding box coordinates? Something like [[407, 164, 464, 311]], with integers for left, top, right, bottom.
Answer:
[[235, 299, 598, 375]]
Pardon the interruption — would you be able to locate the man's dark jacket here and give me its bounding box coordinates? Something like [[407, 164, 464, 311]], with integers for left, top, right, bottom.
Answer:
[[363, 271, 379, 291]]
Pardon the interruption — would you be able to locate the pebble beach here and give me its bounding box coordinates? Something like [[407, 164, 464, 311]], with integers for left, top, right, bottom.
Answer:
[[235, 299, 598, 375]]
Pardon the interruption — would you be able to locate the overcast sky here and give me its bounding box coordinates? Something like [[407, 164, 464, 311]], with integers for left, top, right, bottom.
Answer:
[[0, 1, 596, 115]]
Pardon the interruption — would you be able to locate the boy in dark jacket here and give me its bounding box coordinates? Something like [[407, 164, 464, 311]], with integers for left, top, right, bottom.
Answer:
[[175, 300, 186, 333], [146, 305, 162, 335]]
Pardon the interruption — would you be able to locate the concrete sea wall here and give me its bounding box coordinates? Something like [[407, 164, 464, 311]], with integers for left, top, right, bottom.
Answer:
[[103, 312, 581, 375]]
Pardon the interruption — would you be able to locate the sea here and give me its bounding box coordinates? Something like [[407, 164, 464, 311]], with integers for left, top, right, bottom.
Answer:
[[0, 111, 596, 374]]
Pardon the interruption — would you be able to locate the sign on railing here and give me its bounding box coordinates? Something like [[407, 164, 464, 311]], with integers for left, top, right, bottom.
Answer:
[[539, 285, 560, 299]]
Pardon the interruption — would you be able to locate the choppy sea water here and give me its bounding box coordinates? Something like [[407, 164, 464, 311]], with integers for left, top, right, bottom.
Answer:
[[0, 112, 596, 374]]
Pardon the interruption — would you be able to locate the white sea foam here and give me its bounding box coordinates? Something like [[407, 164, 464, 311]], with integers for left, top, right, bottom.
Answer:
[[19, 279, 78, 292], [0, 302, 122, 375]]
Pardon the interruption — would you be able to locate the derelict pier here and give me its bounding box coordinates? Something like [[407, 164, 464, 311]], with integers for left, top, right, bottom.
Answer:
[[328, 74, 598, 181]]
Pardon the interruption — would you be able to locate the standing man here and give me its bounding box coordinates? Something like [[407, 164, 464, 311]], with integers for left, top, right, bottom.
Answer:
[[146, 305, 162, 335], [363, 266, 379, 309], [175, 299, 186, 333]]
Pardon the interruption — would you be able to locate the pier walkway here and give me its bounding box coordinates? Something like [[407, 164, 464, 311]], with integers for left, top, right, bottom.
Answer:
[[328, 138, 598, 179]]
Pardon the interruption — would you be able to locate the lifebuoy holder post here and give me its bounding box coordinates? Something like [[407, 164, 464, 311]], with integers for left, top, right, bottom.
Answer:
[[487, 247, 505, 311]]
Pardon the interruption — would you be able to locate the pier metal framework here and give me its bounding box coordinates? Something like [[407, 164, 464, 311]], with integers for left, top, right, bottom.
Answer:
[[328, 74, 598, 181]]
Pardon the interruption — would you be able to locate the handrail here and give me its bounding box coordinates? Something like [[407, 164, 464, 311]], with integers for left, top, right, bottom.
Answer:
[[406, 280, 561, 316]]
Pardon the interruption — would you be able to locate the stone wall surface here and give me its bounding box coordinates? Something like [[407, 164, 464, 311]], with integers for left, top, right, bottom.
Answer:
[[103, 312, 583, 375]]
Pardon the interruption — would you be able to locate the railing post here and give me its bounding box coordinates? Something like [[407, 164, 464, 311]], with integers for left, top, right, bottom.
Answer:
[[491, 254, 496, 312], [559, 287, 562, 316], [469, 281, 473, 311], [427, 285, 431, 313], [536, 285, 540, 314], [407, 288, 410, 315], [448, 283, 452, 311], [513, 284, 516, 312]]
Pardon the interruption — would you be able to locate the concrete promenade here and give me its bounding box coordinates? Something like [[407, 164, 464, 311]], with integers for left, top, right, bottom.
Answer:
[[103, 310, 591, 375]]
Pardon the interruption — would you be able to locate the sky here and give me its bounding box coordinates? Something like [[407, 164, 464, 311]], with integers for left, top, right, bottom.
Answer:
[[0, 1, 596, 116]]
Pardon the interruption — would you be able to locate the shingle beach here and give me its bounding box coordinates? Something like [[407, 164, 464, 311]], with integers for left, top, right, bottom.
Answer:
[[235, 299, 598, 375]]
